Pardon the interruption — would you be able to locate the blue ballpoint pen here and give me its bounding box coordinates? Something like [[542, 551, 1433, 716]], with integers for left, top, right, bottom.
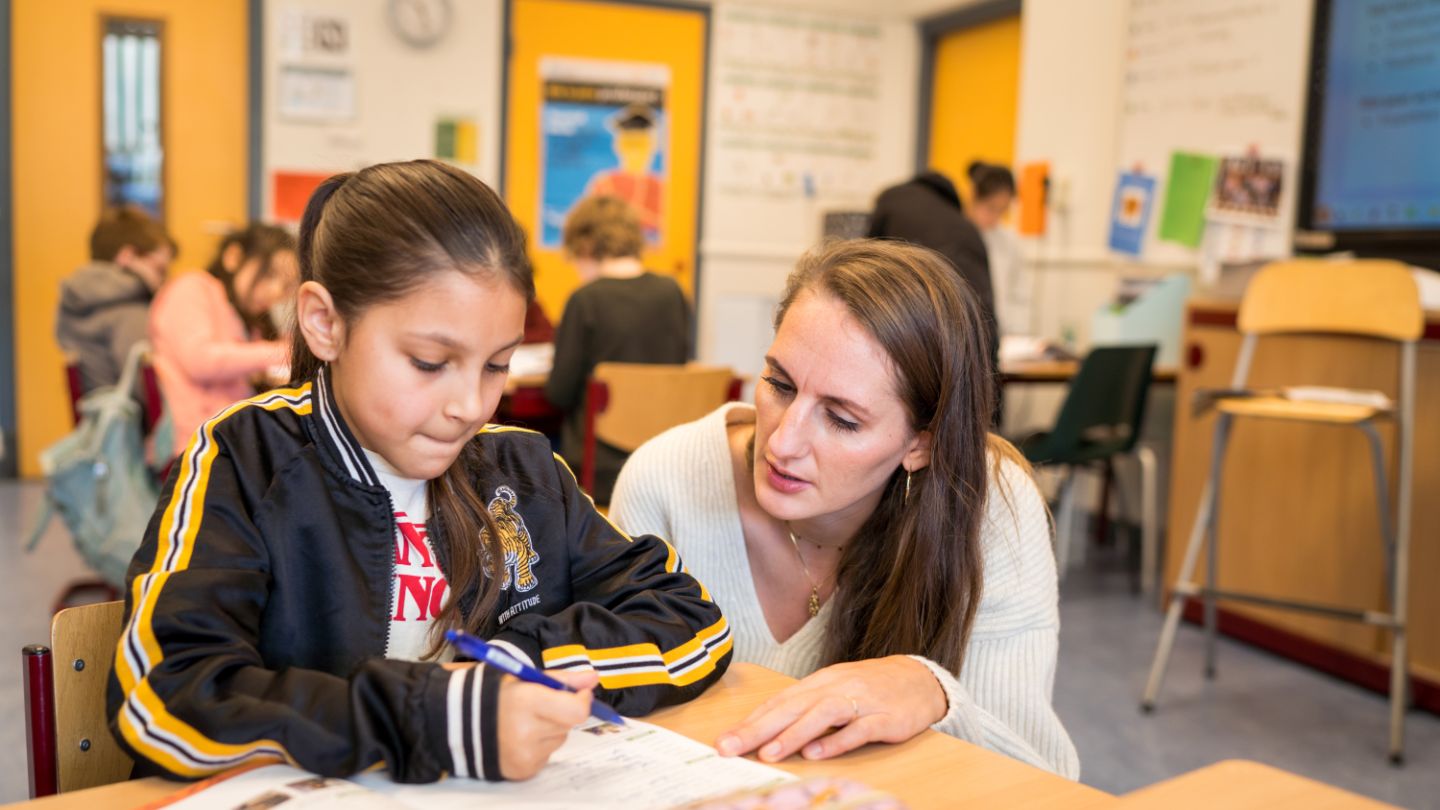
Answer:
[[444, 629, 626, 726]]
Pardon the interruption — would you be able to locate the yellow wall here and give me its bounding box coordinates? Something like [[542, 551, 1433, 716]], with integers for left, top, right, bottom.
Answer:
[[13, 0, 248, 476], [506, 0, 706, 323], [927, 15, 1022, 205]]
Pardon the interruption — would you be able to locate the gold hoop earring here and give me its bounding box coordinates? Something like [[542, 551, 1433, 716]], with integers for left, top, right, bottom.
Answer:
[[904, 469, 912, 503]]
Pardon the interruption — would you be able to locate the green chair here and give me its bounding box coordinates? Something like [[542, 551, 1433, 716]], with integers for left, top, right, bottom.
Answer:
[[1017, 344, 1159, 585]]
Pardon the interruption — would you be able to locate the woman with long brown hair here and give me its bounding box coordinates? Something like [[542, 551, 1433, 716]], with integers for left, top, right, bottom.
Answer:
[[610, 239, 1077, 776]]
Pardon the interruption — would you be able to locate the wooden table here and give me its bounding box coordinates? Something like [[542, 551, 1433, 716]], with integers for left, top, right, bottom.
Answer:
[[1112, 760, 1400, 809], [502, 371, 549, 395], [4, 664, 1111, 810], [1000, 359, 1178, 385]]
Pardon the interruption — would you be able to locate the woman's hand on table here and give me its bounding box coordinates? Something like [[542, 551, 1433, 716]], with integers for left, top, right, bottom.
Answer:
[[715, 656, 947, 763]]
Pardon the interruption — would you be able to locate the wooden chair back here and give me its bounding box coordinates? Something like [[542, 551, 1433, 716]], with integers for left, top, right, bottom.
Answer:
[[1238, 259, 1422, 341], [582, 363, 741, 493], [24, 600, 133, 796]]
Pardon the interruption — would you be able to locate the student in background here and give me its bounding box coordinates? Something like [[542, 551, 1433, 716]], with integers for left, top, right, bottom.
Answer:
[[868, 171, 995, 341], [611, 240, 1078, 778], [966, 161, 1029, 336], [108, 161, 730, 784], [148, 224, 295, 460], [56, 205, 174, 398], [544, 195, 689, 504]]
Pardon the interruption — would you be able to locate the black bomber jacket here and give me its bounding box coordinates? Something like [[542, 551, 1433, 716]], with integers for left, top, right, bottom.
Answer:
[[107, 368, 732, 783]]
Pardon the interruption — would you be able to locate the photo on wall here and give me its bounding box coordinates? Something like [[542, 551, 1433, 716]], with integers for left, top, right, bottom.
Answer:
[[1209, 155, 1285, 222], [538, 57, 671, 248]]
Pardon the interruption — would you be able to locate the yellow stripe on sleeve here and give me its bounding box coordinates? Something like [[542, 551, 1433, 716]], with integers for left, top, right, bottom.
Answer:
[[541, 614, 730, 667], [539, 614, 732, 689], [114, 386, 313, 774]]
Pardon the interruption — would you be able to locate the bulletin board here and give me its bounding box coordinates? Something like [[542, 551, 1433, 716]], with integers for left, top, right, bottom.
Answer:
[[1112, 0, 1314, 264]]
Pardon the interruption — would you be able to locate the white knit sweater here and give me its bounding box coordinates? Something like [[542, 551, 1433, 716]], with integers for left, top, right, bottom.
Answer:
[[610, 403, 1080, 779]]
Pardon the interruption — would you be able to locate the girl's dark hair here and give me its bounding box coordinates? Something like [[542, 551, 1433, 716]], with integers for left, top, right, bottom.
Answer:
[[291, 160, 535, 657], [967, 160, 1016, 202], [773, 239, 1024, 674], [206, 223, 296, 339]]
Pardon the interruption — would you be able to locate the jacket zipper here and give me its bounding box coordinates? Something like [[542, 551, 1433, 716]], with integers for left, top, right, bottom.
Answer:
[[381, 491, 398, 657]]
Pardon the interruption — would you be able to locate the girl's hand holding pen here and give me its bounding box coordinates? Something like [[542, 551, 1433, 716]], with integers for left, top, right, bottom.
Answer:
[[439, 660, 601, 779], [499, 668, 600, 780]]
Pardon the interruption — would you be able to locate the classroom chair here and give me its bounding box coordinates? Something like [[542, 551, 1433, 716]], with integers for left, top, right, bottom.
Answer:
[[64, 355, 164, 435], [23, 600, 132, 798], [581, 363, 742, 495], [1014, 344, 1159, 587], [1140, 258, 1420, 764]]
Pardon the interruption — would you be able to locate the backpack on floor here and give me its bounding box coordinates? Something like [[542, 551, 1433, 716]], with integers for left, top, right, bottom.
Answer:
[[27, 342, 160, 586]]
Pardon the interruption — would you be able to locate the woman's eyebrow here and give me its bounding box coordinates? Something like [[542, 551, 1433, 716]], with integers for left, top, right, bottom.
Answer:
[[766, 355, 872, 419]]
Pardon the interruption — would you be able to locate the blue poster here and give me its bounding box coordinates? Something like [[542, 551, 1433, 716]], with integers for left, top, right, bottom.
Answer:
[[1109, 171, 1157, 257], [539, 66, 669, 248]]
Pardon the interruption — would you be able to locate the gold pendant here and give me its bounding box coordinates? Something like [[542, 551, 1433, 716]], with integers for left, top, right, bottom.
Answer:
[[808, 587, 820, 618]]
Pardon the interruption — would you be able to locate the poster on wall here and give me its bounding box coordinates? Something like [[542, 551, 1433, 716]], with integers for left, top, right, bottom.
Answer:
[[1208, 155, 1285, 223], [538, 58, 671, 248], [275, 8, 355, 124], [278, 66, 356, 123], [1108, 171, 1156, 257]]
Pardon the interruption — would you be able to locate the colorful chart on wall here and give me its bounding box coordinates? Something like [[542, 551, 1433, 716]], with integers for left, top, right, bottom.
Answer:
[[1114, 0, 1312, 262], [1109, 170, 1157, 257], [538, 58, 671, 248]]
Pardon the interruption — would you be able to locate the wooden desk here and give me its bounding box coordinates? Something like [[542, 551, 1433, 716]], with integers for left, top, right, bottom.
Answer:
[[1000, 359, 1178, 385], [4, 664, 1110, 810], [1113, 760, 1399, 809], [503, 372, 548, 395]]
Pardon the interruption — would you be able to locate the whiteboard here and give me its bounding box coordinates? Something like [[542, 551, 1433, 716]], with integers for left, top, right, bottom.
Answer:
[[1114, 0, 1315, 263]]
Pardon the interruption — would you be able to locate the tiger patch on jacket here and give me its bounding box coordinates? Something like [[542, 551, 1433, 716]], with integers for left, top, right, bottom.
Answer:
[[482, 486, 540, 592]]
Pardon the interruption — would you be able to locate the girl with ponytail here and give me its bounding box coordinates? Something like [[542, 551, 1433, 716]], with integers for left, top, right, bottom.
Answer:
[[110, 160, 730, 785]]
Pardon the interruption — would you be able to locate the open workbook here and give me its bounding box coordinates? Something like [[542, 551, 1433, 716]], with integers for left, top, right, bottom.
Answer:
[[143, 719, 801, 810]]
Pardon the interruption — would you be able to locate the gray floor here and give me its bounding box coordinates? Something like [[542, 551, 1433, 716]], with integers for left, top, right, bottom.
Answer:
[[1054, 547, 1440, 808], [2, 481, 101, 801], [0, 481, 1437, 806]]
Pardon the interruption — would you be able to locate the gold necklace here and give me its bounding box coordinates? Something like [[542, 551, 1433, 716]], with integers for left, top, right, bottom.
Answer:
[[788, 531, 823, 618]]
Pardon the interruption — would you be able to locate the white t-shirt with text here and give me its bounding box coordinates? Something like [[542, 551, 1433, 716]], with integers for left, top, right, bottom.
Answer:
[[365, 449, 452, 662]]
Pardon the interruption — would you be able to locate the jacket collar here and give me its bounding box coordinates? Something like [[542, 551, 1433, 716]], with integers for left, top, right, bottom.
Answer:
[[312, 366, 383, 488]]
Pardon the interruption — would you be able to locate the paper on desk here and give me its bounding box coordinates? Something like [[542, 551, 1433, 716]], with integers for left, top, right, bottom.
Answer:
[[354, 718, 796, 810], [147, 765, 406, 809], [510, 342, 555, 378], [152, 720, 792, 810]]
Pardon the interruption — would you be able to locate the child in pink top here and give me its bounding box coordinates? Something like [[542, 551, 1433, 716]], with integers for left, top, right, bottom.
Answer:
[[149, 225, 296, 459]]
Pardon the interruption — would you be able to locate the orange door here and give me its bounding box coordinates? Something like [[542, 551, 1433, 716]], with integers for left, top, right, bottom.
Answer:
[[927, 15, 1022, 202], [12, 0, 249, 475], [505, 0, 706, 322]]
